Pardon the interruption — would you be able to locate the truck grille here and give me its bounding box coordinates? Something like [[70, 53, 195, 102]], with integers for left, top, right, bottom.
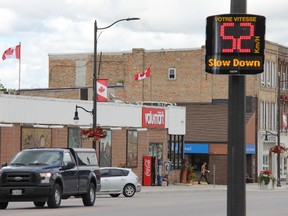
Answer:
[[1, 173, 38, 186]]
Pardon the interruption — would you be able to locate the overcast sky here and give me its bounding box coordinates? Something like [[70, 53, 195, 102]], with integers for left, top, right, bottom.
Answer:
[[0, 0, 287, 89]]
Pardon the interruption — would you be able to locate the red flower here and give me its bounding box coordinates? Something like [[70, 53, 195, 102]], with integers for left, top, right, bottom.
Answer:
[[269, 145, 286, 154], [81, 127, 107, 141], [260, 170, 272, 176]]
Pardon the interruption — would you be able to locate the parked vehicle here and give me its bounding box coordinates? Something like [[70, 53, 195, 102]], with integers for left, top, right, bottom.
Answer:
[[98, 167, 141, 197], [0, 148, 101, 209]]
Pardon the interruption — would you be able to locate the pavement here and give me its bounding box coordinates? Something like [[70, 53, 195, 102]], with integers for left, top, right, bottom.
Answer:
[[141, 182, 288, 193]]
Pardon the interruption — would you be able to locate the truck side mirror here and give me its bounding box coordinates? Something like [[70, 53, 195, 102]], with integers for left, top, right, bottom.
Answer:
[[1, 162, 8, 167], [63, 161, 76, 170]]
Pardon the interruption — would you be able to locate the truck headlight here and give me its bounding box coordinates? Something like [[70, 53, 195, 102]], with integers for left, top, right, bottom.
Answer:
[[40, 172, 52, 183]]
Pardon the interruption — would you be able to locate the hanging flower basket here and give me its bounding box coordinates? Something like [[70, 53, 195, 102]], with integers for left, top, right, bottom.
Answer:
[[269, 145, 286, 154], [81, 127, 107, 141]]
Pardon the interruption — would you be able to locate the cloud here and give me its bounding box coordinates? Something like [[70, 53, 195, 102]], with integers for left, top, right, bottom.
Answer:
[[0, 0, 287, 89]]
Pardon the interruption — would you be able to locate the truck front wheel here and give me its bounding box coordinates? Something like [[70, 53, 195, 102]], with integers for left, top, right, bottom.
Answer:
[[47, 183, 62, 208], [82, 182, 96, 206]]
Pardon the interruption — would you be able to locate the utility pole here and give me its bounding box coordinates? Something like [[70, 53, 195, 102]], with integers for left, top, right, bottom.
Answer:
[[227, 0, 247, 216]]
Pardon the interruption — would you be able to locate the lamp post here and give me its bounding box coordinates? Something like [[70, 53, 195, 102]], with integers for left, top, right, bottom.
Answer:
[[276, 75, 281, 187], [74, 17, 139, 150]]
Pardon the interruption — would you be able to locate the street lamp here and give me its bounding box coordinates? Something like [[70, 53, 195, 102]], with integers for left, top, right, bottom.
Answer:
[[73, 105, 93, 123], [75, 18, 140, 150]]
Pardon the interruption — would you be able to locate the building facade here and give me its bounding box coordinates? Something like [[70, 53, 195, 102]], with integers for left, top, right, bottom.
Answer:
[[19, 40, 288, 183], [0, 94, 186, 185]]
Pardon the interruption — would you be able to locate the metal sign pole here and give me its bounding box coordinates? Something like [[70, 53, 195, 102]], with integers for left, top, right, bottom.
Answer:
[[227, 0, 247, 216]]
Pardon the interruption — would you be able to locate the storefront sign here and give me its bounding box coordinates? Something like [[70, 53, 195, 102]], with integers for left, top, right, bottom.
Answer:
[[142, 107, 165, 128], [184, 143, 209, 154], [246, 144, 256, 154]]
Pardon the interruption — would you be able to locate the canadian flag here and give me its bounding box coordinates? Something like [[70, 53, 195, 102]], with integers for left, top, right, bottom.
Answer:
[[2, 45, 21, 60], [134, 67, 151, 81], [97, 79, 108, 102]]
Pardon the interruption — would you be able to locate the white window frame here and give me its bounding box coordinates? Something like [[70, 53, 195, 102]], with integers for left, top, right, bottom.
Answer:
[[271, 103, 276, 130], [266, 61, 271, 86], [262, 154, 269, 171], [271, 62, 276, 87], [168, 68, 176, 80], [261, 72, 265, 86], [260, 101, 264, 129], [265, 102, 269, 129]]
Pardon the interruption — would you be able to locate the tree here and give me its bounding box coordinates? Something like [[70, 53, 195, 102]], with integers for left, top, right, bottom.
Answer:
[[0, 80, 4, 89]]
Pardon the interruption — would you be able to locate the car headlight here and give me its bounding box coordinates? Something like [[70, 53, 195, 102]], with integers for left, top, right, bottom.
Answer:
[[40, 172, 52, 184]]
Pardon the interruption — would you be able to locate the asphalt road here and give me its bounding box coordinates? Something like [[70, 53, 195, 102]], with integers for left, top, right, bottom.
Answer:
[[2, 184, 288, 216]]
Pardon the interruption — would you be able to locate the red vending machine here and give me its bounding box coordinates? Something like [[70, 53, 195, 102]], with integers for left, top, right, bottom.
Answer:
[[143, 156, 152, 186]]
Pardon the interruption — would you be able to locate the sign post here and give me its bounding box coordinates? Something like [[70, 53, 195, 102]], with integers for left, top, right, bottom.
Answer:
[[205, 1, 265, 215]]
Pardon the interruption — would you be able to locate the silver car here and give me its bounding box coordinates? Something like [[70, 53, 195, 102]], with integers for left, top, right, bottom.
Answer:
[[98, 167, 142, 197]]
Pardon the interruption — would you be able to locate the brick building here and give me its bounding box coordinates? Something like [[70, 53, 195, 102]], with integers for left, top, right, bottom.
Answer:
[[19, 40, 288, 184], [0, 94, 185, 185]]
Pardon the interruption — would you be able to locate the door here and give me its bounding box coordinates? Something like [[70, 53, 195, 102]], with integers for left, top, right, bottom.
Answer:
[[61, 151, 78, 195], [100, 169, 110, 192], [108, 169, 126, 192]]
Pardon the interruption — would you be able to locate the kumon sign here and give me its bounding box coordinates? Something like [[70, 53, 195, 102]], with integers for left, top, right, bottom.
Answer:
[[142, 107, 165, 129]]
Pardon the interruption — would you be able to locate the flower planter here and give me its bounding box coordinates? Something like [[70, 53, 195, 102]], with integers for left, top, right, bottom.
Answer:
[[258, 170, 275, 190], [259, 180, 275, 190]]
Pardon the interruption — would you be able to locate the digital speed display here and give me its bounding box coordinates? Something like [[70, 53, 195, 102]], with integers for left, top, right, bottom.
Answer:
[[205, 14, 266, 75]]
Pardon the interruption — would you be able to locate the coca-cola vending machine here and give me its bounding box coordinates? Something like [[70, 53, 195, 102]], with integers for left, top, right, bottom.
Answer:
[[143, 156, 157, 186], [143, 156, 152, 186]]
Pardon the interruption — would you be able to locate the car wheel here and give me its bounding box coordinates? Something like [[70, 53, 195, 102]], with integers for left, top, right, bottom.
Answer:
[[0, 202, 8, 209], [82, 182, 96, 206], [110, 194, 120, 197], [33, 201, 46, 207], [123, 184, 135, 197], [47, 183, 62, 208]]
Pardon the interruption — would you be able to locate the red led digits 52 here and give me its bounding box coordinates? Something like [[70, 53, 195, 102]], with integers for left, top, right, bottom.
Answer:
[[220, 22, 255, 53]]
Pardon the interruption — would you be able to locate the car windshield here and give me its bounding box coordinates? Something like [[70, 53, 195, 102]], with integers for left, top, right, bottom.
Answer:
[[10, 151, 61, 166]]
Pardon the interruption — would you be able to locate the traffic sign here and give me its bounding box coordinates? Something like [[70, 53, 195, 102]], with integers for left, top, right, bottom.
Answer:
[[205, 14, 266, 74]]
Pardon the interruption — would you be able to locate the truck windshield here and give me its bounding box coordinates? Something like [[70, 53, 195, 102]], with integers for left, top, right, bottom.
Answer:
[[10, 151, 62, 166]]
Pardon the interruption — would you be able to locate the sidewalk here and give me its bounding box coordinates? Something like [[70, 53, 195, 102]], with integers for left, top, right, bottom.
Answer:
[[141, 182, 288, 193]]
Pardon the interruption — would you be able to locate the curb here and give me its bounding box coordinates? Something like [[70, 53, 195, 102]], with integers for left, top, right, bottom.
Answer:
[[140, 182, 288, 193]]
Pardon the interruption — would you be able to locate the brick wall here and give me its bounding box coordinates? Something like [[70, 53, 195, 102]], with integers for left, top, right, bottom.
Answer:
[[111, 129, 127, 167], [45, 47, 262, 104], [22, 90, 80, 100], [209, 154, 228, 185], [51, 128, 68, 148], [0, 126, 21, 164], [49, 59, 76, 88]]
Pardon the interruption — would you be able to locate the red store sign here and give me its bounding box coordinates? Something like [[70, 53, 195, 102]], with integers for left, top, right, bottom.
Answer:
[[142, 107, 165, 128]]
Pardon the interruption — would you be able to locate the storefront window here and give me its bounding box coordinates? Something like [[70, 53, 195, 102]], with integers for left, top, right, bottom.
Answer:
[[68, 127, 82, 148], [168, 135, 184, 170], [127, 130, 138, 167], [149, 143, 163, 160], [262, 154, 269, 170], [99, 130, 112, 167]]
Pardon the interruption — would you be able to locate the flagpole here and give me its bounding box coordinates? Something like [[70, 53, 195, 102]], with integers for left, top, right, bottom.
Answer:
[[142, 67, 144, 101], [18, 42, 21, 93]]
